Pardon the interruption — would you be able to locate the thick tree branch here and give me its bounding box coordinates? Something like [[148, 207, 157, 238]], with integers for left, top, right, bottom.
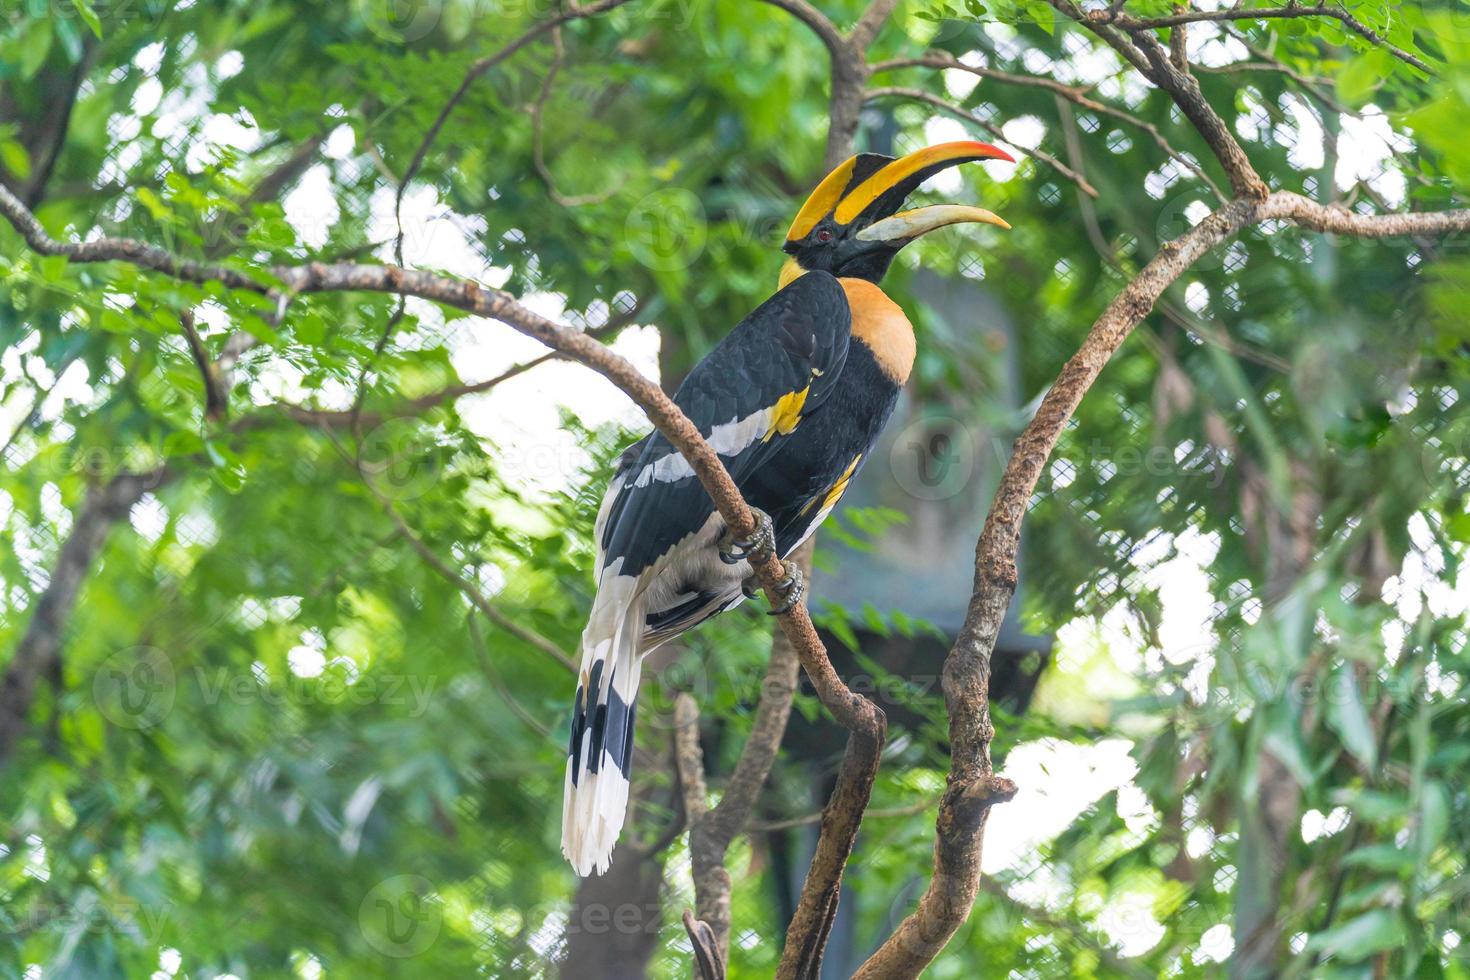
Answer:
[[756, 0, 895, 171], [854, 191, 1470, 976], [0, 468, 171, 764], [849, 0, 901, 51], [778, 707, 886, 979]]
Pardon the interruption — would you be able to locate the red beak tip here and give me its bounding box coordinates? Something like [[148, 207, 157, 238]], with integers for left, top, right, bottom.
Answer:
[[978, 142, 1016, 164]]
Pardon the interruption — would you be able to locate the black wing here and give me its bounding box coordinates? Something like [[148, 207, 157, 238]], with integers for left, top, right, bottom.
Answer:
[[598, 271, 851, 578]]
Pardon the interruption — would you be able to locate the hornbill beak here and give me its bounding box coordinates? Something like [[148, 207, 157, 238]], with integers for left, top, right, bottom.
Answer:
[[855, 203, 1010, 241], [786, 140, 1015, 246]]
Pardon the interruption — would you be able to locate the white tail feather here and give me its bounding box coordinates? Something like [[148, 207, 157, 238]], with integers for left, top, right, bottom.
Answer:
[[562, 574, 646, 876]]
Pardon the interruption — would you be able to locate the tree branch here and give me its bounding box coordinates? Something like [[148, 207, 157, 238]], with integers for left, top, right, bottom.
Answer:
[[1127, 26, 1268, 199], [872, 53, 1229, 200], [393, 0, 635, 260], [1100, 3, 1433, 74], [179, 310, 228, 421], [683, 909, 727, 980], [0, 467, 171, 764], [530, 28, 627, 207], [754, 0, 846, 58], [749, 796, 937, 831], [849, 0, 901, 51], [346, 445, 578, 675], [754, 0, 880, 171], [673, 541, 808, 969], [852, 189, 1470, 977]]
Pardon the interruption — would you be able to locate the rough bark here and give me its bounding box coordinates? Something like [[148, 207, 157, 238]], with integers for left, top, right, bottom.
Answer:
[[673, 542, 809, 968], [0, 468, 170, 763]]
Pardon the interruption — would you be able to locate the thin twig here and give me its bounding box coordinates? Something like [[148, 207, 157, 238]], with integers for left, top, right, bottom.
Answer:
[[749, 796, 938, 831], [531, 28, 627, 207], [865, 86, 1100, 198], [875, 53, 1226, 201], [466, 612, 559, 740], [1099, 3, 1433, 74], [340, 439, 577, 675], [392, 0, 635, 262], [179, 310, 228, 421]]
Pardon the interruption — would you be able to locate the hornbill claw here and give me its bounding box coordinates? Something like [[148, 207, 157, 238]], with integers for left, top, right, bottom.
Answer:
[[718, 509, 776, 566], [764, 561, 805, 616]]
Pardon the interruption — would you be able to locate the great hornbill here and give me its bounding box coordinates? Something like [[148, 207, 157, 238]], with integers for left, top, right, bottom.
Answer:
[[563, 141, 1014, 876]]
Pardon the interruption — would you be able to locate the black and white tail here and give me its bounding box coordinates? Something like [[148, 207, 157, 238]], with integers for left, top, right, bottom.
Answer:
[[562, 574, 646, 876]]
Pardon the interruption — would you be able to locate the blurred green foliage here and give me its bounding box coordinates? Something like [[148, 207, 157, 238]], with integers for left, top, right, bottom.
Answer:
[[1, 0, 1469, 977]]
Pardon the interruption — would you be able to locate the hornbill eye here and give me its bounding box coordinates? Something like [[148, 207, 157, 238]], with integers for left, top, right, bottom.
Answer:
[[816, 229, 833, 242]]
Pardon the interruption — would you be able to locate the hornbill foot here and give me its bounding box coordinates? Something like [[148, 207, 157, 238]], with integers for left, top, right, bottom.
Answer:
[[741, 576, 761, 601], [764, 561, 805, 616], [718, 508, 776, 566]]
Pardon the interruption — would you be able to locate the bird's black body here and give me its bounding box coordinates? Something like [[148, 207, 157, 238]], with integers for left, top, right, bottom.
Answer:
[[597, 272, 903, 640], [562, 140, 1013, 877], [562, 272, 904, 874]]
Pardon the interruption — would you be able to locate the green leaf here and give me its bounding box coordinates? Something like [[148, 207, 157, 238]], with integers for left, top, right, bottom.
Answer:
[[70, 0, 103, 39], [19, 20, 54, 79], [1342, 844, 1416, 873], [1336, 49, 1390, 106], [37, 254, 68, 282], [162, 431, 206, 458], [1305, 909, 1405, 961], [135, 186, 172, 221], [1326, 664, 1377, 771], [0, 140, 31, 181], [1416, 781, 1449, 866]]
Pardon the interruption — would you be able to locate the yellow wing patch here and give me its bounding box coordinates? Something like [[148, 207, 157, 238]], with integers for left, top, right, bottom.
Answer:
[[764, 387, 810, 441], [802, 455, 863, 516]]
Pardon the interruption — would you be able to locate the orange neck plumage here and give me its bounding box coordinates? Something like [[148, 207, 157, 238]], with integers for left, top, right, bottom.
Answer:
[[777, 263, 915, 385]]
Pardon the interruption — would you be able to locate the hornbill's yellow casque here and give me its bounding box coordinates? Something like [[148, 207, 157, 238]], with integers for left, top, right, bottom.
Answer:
[[563, 142, 1014, 875]]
